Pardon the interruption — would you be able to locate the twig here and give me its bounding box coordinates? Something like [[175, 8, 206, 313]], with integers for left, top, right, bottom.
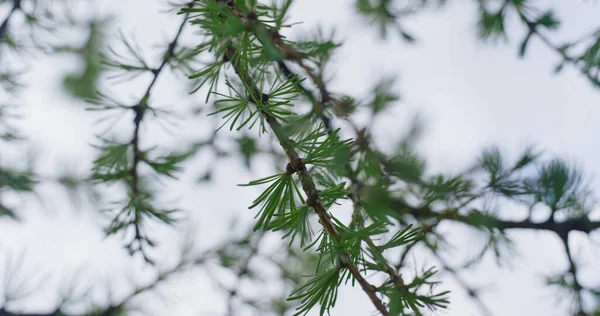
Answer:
[[426, 245, 494, 316], [559, 232, 586, 315], [125, 1, 194, 262], [226, 232, 264, 316]]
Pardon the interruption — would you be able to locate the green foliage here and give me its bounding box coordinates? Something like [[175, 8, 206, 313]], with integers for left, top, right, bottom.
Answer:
[[142, 149, 193, 179], [100, 30, 151, 82], [61, 20, 106, 99], [389, 151, 425, 183], [0, 167, 36, 219], [0, 168, 36, 192], [477, 8, 507, 41], [269, 204, 313, 247], [369, 77, 400, 114], [526, 159, 588, 213], [236, 134, 259, 168], [91, 140, 130, 183], [3, 0, 600, 315], [382, 224, 421, 250], [355, 0, 405, 40], [383, 267, 450, 314], [188, 60, 223, 100], [209, 74, 298, 133], [422, 174, 473, 205], [288, 267, 341, 316], [301, 128, 352, 171], [240, 172, 304, 231]]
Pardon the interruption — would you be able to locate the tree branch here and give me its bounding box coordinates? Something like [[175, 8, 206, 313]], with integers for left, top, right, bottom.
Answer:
[[210, 3, 390, 313], [223, 46, 389, 315], [122, 1, 194, 263]]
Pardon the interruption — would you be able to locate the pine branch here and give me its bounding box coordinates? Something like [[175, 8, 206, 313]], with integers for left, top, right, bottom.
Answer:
[[95, 2, 193, 264], [130, 1, 193, 197], [222, 44, 389, 315], [193, 3, 388, 313], [278, 55, 419, 310], [508, 3, 600, 89], [271, 11, 600, 315], [274, 35, 426, 309], [219, 3, 450, 314], [399, 201, 600, 235]]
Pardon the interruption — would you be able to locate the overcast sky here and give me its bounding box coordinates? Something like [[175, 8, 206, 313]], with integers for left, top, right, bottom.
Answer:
[[2, 0, 600, 315]]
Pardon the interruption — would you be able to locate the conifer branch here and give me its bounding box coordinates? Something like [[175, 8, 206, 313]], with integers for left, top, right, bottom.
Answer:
[[401, 202, 600, 235], [232, 5, 451, 313], [95, 1, 195, 263], [560, 234, 585, 314], [275, 38, 425, 306], [273, 15, 600, 314], [278, 57, 422, 310], [130, 0, 193, 197], [222, 44, 389, 315], [507, 2, 600, 89], [199, 3, 389, 313]]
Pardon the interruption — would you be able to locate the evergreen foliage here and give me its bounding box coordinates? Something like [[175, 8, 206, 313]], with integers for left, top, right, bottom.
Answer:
[[1, 0, 600, 315]]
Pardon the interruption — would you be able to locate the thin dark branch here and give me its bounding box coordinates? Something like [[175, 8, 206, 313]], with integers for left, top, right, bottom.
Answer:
[[125, 1, 194, 262], [226, 232, 264, 316], [518, 14, 600, 88], [426, 245, 494, 316], [0, 251, 209, 316], [560, 233, 586, 315], [480, 0, 600, 89]]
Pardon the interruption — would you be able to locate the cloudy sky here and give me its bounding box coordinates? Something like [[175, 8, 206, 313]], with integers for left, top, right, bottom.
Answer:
[[2, 0, 600, 315]]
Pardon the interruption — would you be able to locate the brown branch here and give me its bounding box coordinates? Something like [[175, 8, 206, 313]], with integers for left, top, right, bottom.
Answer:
[[274, 34, 419, 302], [559, 234, 586, 315], [214, 5, 388, 313], [224, 3, 449, 313], [225, 51, 388, 315], [269, 18, 433, 314]]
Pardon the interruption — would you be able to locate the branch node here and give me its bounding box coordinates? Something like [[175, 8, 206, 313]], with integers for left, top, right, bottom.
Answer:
[[286, 157, 305, 174]]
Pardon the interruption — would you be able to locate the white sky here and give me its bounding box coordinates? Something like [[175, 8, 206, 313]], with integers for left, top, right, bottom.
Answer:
[[2, 0, 600, 315]]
